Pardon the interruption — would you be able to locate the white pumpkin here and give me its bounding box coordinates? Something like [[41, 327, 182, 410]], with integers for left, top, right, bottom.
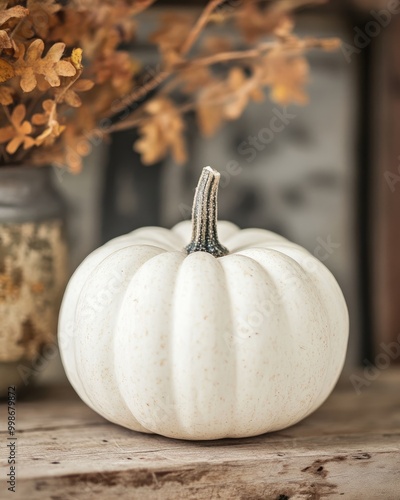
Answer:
[[58, 166, 348, 440]]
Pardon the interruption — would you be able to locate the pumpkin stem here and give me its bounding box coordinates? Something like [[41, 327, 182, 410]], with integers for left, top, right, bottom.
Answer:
[[186, 166, 229, 258]]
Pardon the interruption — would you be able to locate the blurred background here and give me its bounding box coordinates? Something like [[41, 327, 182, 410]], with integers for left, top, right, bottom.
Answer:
[[43, 0, 400, 381]]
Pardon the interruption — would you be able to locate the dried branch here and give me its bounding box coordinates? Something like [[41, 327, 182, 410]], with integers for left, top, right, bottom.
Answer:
[[182, 37, 340, 67], [180, 0, 226, 55], [0, 0, 341, 170], [106, 0, 228, 118], [106, 36, 340, 134]]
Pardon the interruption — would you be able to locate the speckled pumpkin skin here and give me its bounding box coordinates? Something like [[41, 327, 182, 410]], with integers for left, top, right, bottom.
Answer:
[[58, 221, 348, 440]]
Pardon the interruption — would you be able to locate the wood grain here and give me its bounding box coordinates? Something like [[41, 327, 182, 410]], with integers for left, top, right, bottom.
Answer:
[[0, 370, 399, 499]]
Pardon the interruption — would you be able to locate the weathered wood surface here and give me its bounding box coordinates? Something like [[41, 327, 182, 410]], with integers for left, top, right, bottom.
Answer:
[[0, 370, 399, 499]]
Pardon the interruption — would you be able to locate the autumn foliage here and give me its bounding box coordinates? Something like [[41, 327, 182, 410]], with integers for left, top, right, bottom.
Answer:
[[0, 0, 339, 171]]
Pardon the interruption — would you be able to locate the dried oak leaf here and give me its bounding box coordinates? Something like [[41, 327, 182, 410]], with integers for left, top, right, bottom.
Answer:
[[54, 79, 94, 107], [48, 9, 90, 47], [32, 100, 65, 145], [0, 58, 14, 82], [260, 52, 309, 105], [32, 99, 55, 126], [197, 67, 264, 136], [19, 0, 60, 39], [0, 29, 11, 49], [150, 13, 194, 52], [0, 104, 35, 154], [0, 85, 13, 105], [134, 98, 186, 165], [236, 3, 293, 43], [30, 47, 81, 88], [49, 4, 134, 56], [196, 96, 224, 137], [14, 39, 76, 93], [93, 51, 139, 93], [70, 47, 83, 69], [179, 66, 213, 94], [61, 127, 92, 173], [0, 5, 29, 26], [33, 124, 91, 173], [150, 12, 194, 66], [223, 67, 264, 119]]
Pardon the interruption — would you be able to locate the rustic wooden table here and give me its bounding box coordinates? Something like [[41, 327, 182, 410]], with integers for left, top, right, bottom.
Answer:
[[1, 369, 399, 500]]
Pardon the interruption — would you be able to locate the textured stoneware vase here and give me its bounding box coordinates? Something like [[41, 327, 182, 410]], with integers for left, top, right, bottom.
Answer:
[[0, 166, 68, 396]]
